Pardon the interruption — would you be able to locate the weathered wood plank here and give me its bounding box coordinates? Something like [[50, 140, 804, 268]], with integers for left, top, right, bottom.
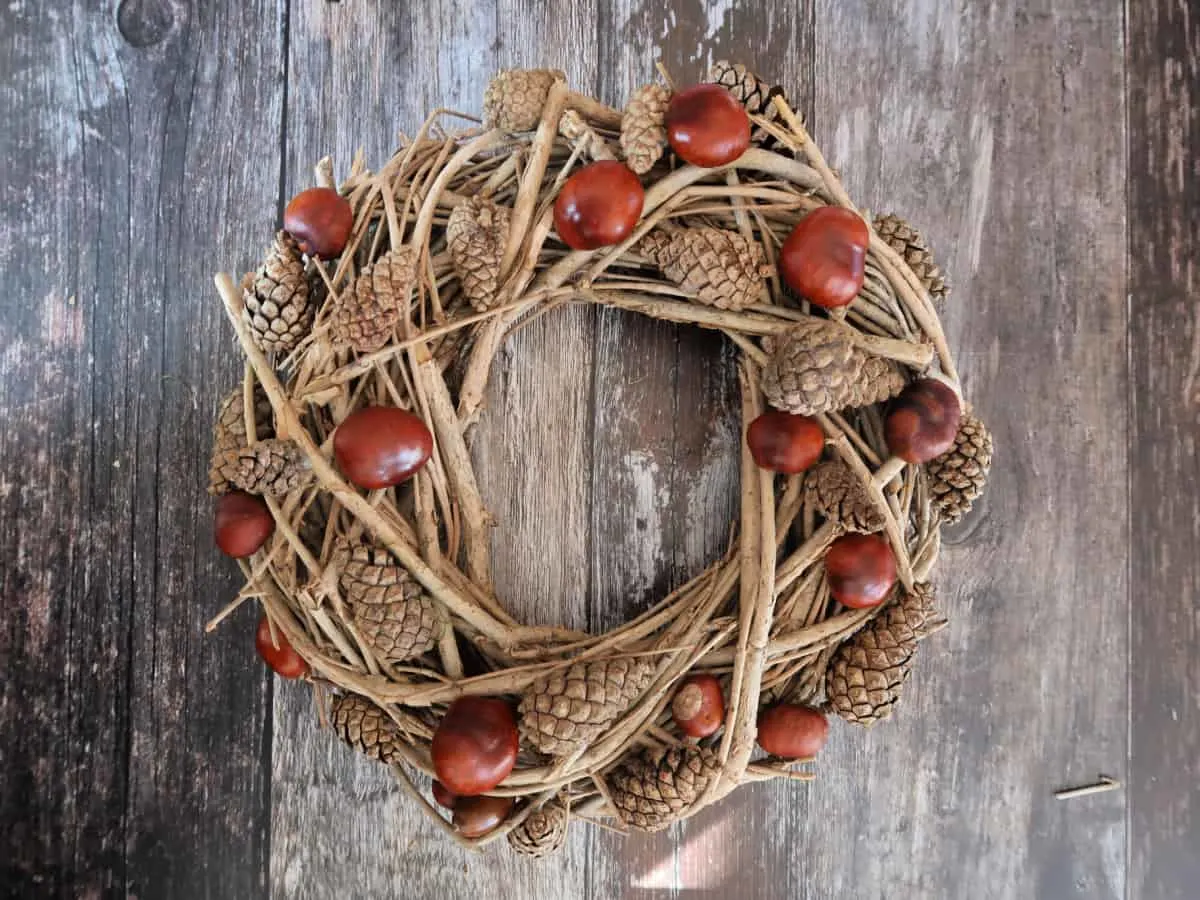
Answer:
[[1128, 1, 1200, 896], [785, 2, 1128, 898], [0, 0, 282, 896]]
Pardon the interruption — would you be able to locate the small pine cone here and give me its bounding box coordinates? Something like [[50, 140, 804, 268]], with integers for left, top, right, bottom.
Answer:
[[761, 318, 906, 415], [927, 413, 993, 524], [873, 213, 949, 301], [331, 693, 405, 765], [705, 60, 772, 114], [620, 83, 671, 174], [559, 109, 615, 160], [518, 657, 655, 756], [484, 68, 565, 132], [508, 800, 569, 858], [208, 385, 273, 495], [242, 232, 314, 354], [638, 227, 769, 311], [447, 198, 511, 311], [803, 459, 885, 533], [608, 746, 720, 832], [826, 584, 944, 725], [336, 540, 445, 663], [330, 247, 417, 353], [227, 438, 312, 498]]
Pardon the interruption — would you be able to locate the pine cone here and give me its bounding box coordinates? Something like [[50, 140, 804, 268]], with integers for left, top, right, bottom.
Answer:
[[447, 198, 511, 311], [331, 693, 405, 764], [518, 657, 655, 755], [706, 60, 773, 114], [330, 247, 417, 353], [335, 539, 445, 663], [761, 318, 906, 415], [208, 385, 273, 495], [638, 227, 769, 311], [558, 109, 614, 160], [873, 213, 948, 301], [226, 438, 311, 498], [608, 746, 720, 832], [803, 459, 885, 533], [484, 68, 565, 132], [927, 413, 993, 524], [826, 584, 944, 725], [620, 83, 671, 175], [242, 232, 314, 354], [508, 800, 569, 858]]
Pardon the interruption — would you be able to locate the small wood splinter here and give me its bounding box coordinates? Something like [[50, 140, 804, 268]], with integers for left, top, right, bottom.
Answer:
[[1054, 776, 1121, 800]]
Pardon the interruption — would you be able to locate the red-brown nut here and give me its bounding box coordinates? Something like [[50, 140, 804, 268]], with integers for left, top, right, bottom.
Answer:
[[214, 491, 274, 558], [747, 411, 825, 474], [333, 406, 433, 490], [452, 794, 515, 838], [671, 673, 726, 739], [283, 187, 353, 258], [884, 378, 962, 463], [825, 533, 897, 609], [254, 615, 308, 679], [756, 704, 829, 758], [665, 84, 751, 168], [431, 697, 519, 796], [779, 207, 870, 308], [431, 780, 459, 810], [553, 161, 645, 250]]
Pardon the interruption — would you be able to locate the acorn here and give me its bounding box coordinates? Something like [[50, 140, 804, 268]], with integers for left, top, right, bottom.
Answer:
[[432, 697, 519, 796], [746, 411, 825, 474], [665, 84, 751, 168], [671, 673, 725, 739], [283, 187, 353, 258], [214, 491, 274, 558], [825, 533, 897, 609], [333, 406, 433, 490], [756, 703, 829, 758], [885, 378, 962, 464], [452, 794, 514, 838]]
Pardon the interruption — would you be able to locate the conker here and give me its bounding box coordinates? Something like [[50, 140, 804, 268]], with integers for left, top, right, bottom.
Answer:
[[431, 696, 519, 796], [746, 411, 825, 474], [665, 84, 751, 168], [779, 207, 870, 308], [333, 406, 433, 490], [283, 187, 353, 258], [452, 794, 514, 838], [825, 533, 897, 609], [671, 673, 726, 739], [214, 491, 274, 558], [431, 780, 459, 810], [757, 704, 829, 758], [553, 161, 645, 250], [885, 378, 962, 464], [255, 614, 308, 679]]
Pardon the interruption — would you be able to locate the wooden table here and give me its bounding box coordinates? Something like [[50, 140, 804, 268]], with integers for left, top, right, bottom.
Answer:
[[1, 1, 1195, 897]]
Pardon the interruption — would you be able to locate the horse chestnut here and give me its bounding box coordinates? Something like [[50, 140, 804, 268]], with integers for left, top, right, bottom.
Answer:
[[665, 84, 751, 168], [747, 411, 825, 474], [452, 794, 514, 838], [825, 533, 897, 609], [431, 780, 459, 810], [431, 696, 519, 796], [779, 207, 870, 308], [885, 378, 962, 463], [757, 704, 829, 758], [255, 615, 308, 679], [671, 673, 726, 739], [283, 187, 353, 258], [214, 491, 274, 558], [333, 406, 433, 490], [553, 160, 644, 250]]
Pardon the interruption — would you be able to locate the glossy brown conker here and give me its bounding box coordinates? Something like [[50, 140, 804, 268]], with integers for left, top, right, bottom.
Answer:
[[756, 704, 830, 758], [665, 84, 752, 168], [884, 378, 962, 464], [333, 406, 433, 490], [431, 697, 519, 797], [255, 614, 308, 679], [553, 161, 645, 250], [825, 532, 897, 609], [671, 673, 726, 739], [283, 187, 354, 258], [452, 794, 515, 838], [214, 491, 274, 558], [746, 411, 825, 474], [779, 206, 870, 309]]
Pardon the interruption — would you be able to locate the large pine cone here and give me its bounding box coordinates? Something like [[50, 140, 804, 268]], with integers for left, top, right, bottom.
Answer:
[[620, 83, 671, 175], [225, 438, 312, 498], [638, 227, 769, 311], [331, 693, 405, 765], [762, 318, 906, 415], [447, 197, 511, 311], [803, 459, 884, 534], [608, 746, 720, 832], [208, 385, 273, 495], [826, 584, 944, 725], [874, 213, 948, 301], [331, 247, 416, 353], [927, 413, 993, 524], [507, 800, 569, 858], [519, 657, 655, 755], [242, 232, 314, 354], [335, 540, 445, 663], [484, 68, 565, 132]]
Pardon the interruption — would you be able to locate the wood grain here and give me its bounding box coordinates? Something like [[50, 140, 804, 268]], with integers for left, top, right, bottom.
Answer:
[[0, 0, 281, 896], [1128, 1, 1200, 897]]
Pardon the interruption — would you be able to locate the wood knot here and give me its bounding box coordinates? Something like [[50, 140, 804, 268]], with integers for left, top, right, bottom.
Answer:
[[116, 0, 176, 48]]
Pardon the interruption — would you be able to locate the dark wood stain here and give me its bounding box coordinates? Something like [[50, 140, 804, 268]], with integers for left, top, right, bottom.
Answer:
[[1, 0, 1196, 897]]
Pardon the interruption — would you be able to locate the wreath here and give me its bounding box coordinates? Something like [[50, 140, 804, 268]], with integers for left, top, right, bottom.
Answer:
[[206, 62, 992, 856]]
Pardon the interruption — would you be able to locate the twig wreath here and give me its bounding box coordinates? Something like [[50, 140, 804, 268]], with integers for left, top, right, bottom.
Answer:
[[207, 62, 993, 855]]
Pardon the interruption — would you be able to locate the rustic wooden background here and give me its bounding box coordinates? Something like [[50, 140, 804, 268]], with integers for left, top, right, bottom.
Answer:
[[1, 0, 1196, 897]]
